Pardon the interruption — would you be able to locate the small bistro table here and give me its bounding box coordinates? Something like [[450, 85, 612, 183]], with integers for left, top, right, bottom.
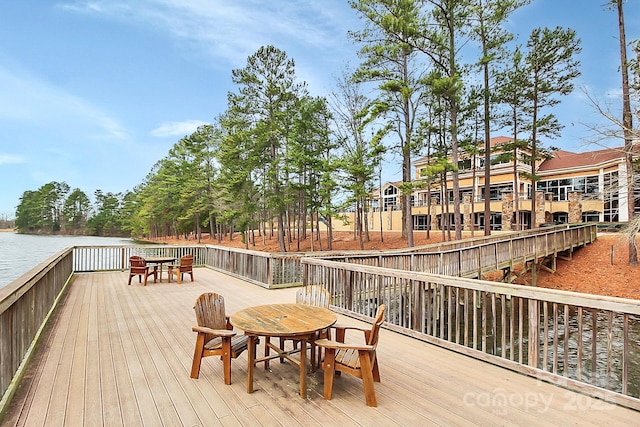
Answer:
[[230, 303, 337, 398], [144, 256, 176, 282]]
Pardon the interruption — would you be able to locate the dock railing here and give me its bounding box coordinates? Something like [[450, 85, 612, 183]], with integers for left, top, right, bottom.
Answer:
[[71, 244, 301, 288], [69, 224, 597, 286], [0, 249, 74, 414], [301, 257, 640, 411], [321, 224, 596, 278], [0, 242, 303, 413], [71, 245, 208, 272], [3, 223, 632, 414]]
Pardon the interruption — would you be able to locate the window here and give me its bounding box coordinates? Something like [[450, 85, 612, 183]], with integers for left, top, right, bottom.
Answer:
[[553, 212, 568, 224], [446, 190, 465, 203], [603, 172, 619, 222], [458, 158, 471, 171], [431, 193, 441, 205], [479, 184, 513, 201], [478, 153, 510, 168], [537, 175, 600, 201], [586, 176, 598, 194], [477, 212, 502, 230], [582, 211, 600, 222], [413, 215, 431, 230], [383, 185, 398, 210]]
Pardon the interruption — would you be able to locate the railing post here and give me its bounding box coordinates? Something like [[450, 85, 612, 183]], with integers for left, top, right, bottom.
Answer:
[[302, 262, 308, 287], [412, 279, 423, 332]]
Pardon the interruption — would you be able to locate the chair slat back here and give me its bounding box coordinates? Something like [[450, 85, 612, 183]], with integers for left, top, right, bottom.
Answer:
[[296, 285, 330, 308], [130, 255, 146, 268], [365, 305, 386, 347], [180, 254, 194, 267], [194, 293, 227, 342]]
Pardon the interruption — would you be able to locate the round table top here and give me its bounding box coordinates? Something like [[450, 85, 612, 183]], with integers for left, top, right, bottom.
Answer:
[[231, 303, 336, 337]]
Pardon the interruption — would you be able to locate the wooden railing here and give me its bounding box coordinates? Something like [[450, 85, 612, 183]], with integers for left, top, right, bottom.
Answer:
[[377, 223, 581, 254], [324, 224, 596, 279], [71, 244, 303, 288], [72, 245, 209, 271], [69, 224, 596, 286], [203, 245, 301, 288], [0, 223, 615, 415], [301, 257, 640, 410], [0, 249, 74, 413]]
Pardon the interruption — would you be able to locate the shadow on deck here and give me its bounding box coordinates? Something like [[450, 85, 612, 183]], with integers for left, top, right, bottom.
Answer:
[[2, 268, 637, 426]]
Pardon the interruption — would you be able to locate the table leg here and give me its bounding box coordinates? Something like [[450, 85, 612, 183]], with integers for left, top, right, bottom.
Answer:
[[247, 335, 255, 393], [300, 338, 307, 398]]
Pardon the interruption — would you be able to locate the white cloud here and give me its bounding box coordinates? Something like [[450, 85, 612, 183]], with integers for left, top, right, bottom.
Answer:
[[0, 154, 25, 165], [0, 65, 128, 141], [58, 1, 106, 14], [151, 120, 209, 138], [58, 0, 356, 70]]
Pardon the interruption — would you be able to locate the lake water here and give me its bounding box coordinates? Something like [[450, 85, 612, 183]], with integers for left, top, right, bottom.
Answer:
[[0, 232, 135, 289]]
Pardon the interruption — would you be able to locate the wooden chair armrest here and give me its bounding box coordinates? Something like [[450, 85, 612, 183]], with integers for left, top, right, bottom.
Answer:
[[314, 338, 374, 351], [332, 324, 368, 333], [192, 326, 236, 337], [329, 324, 369, 341]]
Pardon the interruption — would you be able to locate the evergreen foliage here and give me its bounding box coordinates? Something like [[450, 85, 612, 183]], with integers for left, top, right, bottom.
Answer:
[[13, 1, 596, 246]]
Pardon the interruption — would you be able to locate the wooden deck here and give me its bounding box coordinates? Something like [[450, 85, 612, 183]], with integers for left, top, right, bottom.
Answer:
[[2, 268, 638, 426]]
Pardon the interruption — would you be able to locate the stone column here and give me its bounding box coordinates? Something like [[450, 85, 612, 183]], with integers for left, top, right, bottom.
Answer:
[[463, 193, 472, 231], [535, 191, 546, 227], [431, 197, 439, 230], [501, 191, 514, 231], [545, 192, 554, 223], [568, 191, 583, 224]]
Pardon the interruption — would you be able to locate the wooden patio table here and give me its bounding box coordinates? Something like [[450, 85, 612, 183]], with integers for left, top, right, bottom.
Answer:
[[230, 303, 336, 398], [145, 256, 176, 282]]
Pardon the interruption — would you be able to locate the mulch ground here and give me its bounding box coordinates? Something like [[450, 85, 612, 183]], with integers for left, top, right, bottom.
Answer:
[[151, 230, 640, 300]]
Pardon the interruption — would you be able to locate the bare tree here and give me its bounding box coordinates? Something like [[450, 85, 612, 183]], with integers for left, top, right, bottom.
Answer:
[[612, 0, 638, 265]]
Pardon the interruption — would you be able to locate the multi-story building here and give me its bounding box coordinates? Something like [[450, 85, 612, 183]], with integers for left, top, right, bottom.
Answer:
[[350, 136, 637, 233]]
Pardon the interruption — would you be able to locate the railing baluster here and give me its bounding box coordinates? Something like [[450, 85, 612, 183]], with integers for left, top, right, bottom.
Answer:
[[577, 307, 583, 381], [543, 301, 549, 371], [592, 309, 598, 385], [553, 302, 559, 374], [623, 314, 629, 396], [564, 304, 570, 377]]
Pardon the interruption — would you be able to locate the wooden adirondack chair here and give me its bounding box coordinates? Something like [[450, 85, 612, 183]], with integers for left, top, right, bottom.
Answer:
[[127, 255, 157, 286], [316, 304, 386, 407], [276, 285, 331, 370], [168, 254, 194, 284], [295, 284, 331, 307], [190, 293, 248, 385]]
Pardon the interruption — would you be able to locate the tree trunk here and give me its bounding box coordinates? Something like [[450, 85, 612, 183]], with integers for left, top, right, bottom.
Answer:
[[616, 0, 638, 265]]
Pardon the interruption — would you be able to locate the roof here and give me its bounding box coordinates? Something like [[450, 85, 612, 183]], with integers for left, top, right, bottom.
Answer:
[[489, 135, 514, 148], [538, 146, 625, 171]]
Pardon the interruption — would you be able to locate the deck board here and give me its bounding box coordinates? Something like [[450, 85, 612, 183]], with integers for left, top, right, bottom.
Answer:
[[2, 268, 638, 426], [95, 281, 118, 427]]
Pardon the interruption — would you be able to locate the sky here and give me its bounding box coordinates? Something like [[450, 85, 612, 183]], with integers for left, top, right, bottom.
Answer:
[[0, 0, 638, 218]]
